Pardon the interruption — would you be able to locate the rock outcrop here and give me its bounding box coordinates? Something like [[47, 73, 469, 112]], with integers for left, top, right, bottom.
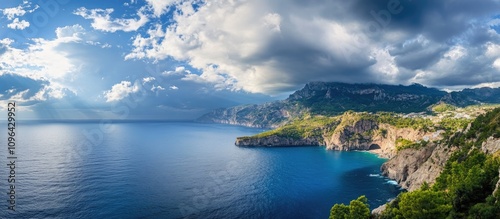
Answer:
[[481, 137, 500, 154], [379, 136, 500, 192], [324, 120, 438, 158], [482, 137, 500, 197], [380, 142, 456, 191], [324, 119, 379, 151]]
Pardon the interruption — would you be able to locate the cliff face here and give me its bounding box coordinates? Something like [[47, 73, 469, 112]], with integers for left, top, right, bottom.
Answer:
[[483, 137, 500, 196], [380, 142, 456, 191], [235, 117, 441, 159], [380, 136, 500, 192], [324, 119, 379, 151], [324, 120, 435, 158], [481, 136, 500, 154]]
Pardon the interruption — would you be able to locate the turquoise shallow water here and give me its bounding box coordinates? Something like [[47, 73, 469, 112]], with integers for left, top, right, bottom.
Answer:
[[0, 122, 400, 218]]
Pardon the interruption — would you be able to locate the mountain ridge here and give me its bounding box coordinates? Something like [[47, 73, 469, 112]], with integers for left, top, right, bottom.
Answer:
[[198, 82, 500, 128]]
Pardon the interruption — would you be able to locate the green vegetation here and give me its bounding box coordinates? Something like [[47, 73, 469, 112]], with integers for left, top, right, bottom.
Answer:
[[329, 195, 370, 219], [376, 112, 434, 131], [395, 138, 414, 151], [447, 107, 500, 148], [239, 106, 490, 141], [379, 149, 500, 219], [431, 102, 456, 113], [395, 138, 429, 151], [379, 128, 388, 138], [381, 189, 452, 219], [335, 111, 435, 132], [240, 115, 339, 140], [334, 107, 500, 218], [438, 117, 472, 137]]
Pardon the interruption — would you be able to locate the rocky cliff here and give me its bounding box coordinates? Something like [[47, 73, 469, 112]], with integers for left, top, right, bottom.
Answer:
[[380, 142, 457, 191], [235, 112, 443, 159], [380, 108, 500, 192]]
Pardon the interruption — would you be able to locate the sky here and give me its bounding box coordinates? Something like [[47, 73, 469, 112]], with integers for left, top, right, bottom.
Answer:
[[0, 0, 499, 120]]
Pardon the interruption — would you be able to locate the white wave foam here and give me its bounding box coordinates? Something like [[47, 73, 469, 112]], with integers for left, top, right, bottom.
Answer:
[[386, 180, 398, 185]]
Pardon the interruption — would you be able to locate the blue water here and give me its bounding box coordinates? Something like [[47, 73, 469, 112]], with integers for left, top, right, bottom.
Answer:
[[0, 122, 400, 218]]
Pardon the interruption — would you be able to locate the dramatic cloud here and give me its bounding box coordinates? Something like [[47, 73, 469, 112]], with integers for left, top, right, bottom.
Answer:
[[103, 81, 140, 102], [0, 73, 72, 108], [74, 7, 149, 32], [1, 0, 499, 120], [126, 0, 500, 94], [0, 25, 87, 80]]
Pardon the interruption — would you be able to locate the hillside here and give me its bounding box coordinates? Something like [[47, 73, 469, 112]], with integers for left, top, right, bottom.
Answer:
[[235, 106, 499, 158], [198, 82, 500, 128], [370, 107, 500, 219]]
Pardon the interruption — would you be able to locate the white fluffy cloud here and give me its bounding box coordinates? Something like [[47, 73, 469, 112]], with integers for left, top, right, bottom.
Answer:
[[169, 85, 179, 90], [2, 2, 38, 30], [151, 85, 166, 92], [145, 0, 180, 17], [55, 24, 86, 40], [143, 77, 156, 84], [0, 25, 87, 81], [0, 24, 93, 107], [74, 7, 149, 32], [103, 81, 140, 102], [7, 17, 30, 29], [2, 5, 26, 20]]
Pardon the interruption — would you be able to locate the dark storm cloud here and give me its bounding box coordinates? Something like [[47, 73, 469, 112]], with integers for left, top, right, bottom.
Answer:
[[389, 39, 448, 70], [350, 0, 500, 41], [0, 73, 48, 100]]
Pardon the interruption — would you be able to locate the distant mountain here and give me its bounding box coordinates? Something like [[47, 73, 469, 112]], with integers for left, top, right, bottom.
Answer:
[[441, 87, 500, 107], [288, 82, 446, 115], [197, 82, 500, 128], [197, 100, 307, 128]]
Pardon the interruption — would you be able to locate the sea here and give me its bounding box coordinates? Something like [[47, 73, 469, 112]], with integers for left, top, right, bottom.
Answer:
[[0, 121, 401, 219]]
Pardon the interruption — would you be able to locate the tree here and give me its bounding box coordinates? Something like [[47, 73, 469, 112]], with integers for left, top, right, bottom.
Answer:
[[329, 196, 370, 219], [399, 190, 452, 219], [330, 203, 349, 219], [348, 196, 370, 219]]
